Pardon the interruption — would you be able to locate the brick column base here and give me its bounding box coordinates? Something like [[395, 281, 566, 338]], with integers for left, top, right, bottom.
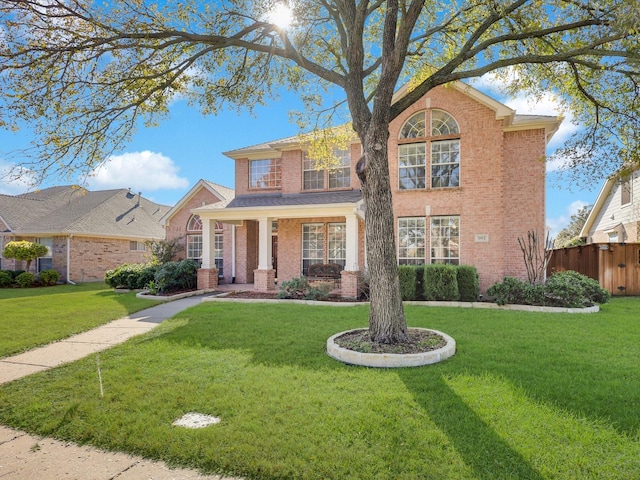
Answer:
[[197, 268, 219, 290], [253, 269, 276, 291], [340, 270, 362, 299]]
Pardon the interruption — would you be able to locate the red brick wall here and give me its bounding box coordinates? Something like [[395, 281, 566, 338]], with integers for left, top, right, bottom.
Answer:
[[68, 236, 150, 282]]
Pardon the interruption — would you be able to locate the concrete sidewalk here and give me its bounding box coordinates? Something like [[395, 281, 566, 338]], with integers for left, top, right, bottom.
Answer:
[[0, 294, 241, 480]]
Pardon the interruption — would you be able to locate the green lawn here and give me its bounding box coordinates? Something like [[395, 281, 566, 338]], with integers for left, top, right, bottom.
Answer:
[[1, 298, 639, 479], [0, 283, 157, 357]]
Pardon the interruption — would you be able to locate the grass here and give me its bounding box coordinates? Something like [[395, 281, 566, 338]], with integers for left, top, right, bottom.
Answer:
[[0, 283, 157, 357], [1, 298, 639, 479]]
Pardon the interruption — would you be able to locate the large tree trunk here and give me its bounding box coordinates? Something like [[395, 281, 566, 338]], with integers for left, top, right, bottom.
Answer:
[[360, 124, 408, 344]]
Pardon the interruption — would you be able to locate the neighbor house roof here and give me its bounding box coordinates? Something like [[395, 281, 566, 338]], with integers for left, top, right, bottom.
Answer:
[[0, 186, 170, 239], [224, 81, 562, 160]]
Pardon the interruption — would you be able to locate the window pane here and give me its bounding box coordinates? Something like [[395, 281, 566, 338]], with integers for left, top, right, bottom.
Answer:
[[187, 234, 203, 261], [303, 153, 325, 190], [431, 110, 459, 135], [399, 143, 426, 190], [214, 233, 223, 276], [328, 223, 346, 268], [431, 140, 460, 188], [430, 216, 460, 264], [302, 224, 324, 275], [400, 112, 426, 139], [621, 176, 632, 205], [398, 217, 426, 264], [328, 150, 351, 189], [250, 159, 282, 188], [187, 215, 203, 231]]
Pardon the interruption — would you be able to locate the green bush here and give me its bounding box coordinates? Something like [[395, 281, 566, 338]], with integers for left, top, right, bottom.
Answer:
[[423, 264, 460, 301], [545, 270, 610, 307], [277, 277, 332, 301], [15, 271, 35, 288], [0, 271, 13, 287], [414, 265, 425, 300], [457, 265, 480, 302], [487, 271, 610, 308], [398, 265, 417, 300], [38, 269, 60, 286], [487, 277, 545, 306], [10, 270, 25, 279], [104, 263, 158, 289], [154, 259, 198, 293]]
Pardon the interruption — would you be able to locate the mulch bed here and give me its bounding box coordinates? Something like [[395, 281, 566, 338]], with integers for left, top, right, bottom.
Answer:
[[334, 328, 446, 355], [219, 290, 366, 302]]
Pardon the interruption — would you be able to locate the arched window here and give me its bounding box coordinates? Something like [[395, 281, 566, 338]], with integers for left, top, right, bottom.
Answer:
[[398, 109, 460, 190], [186, 215, 203, 263]]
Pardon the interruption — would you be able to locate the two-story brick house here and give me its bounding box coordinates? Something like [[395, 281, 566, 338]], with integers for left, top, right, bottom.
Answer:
[[186, 81, 560, 296]]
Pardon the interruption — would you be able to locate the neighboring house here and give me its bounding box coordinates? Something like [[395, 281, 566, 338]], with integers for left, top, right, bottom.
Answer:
[[0, 186, 170, 282], [580, 170, 640, 243], [162, 179, 235, 282], [188, 81, 560, 296]]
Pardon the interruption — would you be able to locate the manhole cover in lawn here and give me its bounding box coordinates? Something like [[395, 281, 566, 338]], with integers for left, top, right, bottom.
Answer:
[[173, 412, 221, 428]]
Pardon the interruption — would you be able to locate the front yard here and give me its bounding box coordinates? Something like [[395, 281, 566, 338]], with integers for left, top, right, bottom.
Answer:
[[0, 283, 156, 357], [0, 297, 639, 478]]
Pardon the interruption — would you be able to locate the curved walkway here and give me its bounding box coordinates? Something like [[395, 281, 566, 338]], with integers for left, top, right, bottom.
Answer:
[[0, 294, 241, 480]]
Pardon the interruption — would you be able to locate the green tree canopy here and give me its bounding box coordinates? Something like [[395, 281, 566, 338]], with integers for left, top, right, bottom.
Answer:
[[554, 205, 591, 248], [1, 0, 639, 342], [2, 240, 49, 272]]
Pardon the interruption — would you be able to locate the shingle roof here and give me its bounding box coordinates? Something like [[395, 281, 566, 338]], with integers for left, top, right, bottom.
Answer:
[[227, 190, 362, 208], [0, 186, 170, 239]]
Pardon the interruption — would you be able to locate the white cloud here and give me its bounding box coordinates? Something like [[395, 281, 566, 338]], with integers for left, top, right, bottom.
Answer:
[[546, 199, 588, 237], [86, 151, 189, 192], [0, 160, 37, 195], [470, 72, 581, 171]]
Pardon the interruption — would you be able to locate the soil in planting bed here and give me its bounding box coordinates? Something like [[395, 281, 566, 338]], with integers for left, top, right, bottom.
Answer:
[[334, 328, 446, 355]]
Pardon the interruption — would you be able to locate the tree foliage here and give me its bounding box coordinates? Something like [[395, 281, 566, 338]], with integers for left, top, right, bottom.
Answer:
[[1, 0, 640, 342], [554, 205, 590, 248], [2, 240, 49, 271]]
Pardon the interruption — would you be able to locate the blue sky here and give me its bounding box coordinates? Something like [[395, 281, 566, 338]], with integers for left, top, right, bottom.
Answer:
[[0, 78, 599, 237]]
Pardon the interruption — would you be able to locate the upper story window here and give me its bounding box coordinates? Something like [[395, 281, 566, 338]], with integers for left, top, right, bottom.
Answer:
[[303, 150, 351, 191], [621, 175, 632, 206], [398, 110, 460, 190], [250, 158, 281, 189]]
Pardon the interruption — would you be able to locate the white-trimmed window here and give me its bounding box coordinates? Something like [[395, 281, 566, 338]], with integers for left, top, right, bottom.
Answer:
[[621, 176, 632, 206], [398, 110, 460, 190], [129, 241, 145, 251], [430, 216, 460, 264], [302, 223, 324, 275], [214, 223, 224, 275], [327, 223, 347, 268], [303, 150, 351, 191], [37, 237, 53, 272], [398, 217, 426, 265], [186, 214, 203, 263], [250, 158, 281, 189]]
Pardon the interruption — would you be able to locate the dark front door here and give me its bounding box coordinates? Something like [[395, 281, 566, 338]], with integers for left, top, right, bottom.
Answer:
[[272, 235, 278, 278]]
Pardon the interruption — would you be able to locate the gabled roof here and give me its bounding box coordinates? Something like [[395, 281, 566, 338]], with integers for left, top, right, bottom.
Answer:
[[0, 185, 170, 239], [580, 176, 617, 238], [224, 81, 561, 160], [160, 179, 235, 225]]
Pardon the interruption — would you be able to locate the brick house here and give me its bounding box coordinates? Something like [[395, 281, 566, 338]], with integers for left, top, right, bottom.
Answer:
[[184, 81, 561, 296], [0, 186, 170, 282]]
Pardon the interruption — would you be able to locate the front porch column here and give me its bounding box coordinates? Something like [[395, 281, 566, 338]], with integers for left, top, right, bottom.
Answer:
[[197, 218, 218, 290], [254, 216, 275, 291], [341, 214, 362, 298]]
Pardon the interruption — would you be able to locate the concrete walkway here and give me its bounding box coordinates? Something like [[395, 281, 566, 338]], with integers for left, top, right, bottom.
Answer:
[[0, 295, 241, 480]]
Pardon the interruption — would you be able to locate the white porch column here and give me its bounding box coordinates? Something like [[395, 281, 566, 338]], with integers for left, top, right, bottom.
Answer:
[[201, 218, 216, 269], [257, 217, 273, 270], [345, 214, 359, 271]]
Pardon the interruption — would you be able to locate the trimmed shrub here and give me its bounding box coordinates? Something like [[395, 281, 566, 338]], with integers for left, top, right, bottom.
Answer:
[[457, 265, 480, 302], [414, 265, 425, 300], [154, 259, 198, 293], [487, 277, 545, 306], [398, 265, 417, 300], [278, 277, 332, 301], [423, 264, 460, 301], [38, 269, 60, 286], [15, 271, 35, 288], [0, 271, 13, 287], [545, 270, 610, 307], [105, 263, 158, 290], [10, 270, 25, 279]]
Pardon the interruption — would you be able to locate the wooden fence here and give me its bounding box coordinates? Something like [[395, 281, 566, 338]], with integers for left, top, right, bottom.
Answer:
[[547, 243, 640, 295]]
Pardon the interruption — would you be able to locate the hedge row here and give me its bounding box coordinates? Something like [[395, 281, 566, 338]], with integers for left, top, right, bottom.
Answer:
[[104, 259, 198, 294], [0, 269, 60, 288], [398, 264, 480, 302]]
